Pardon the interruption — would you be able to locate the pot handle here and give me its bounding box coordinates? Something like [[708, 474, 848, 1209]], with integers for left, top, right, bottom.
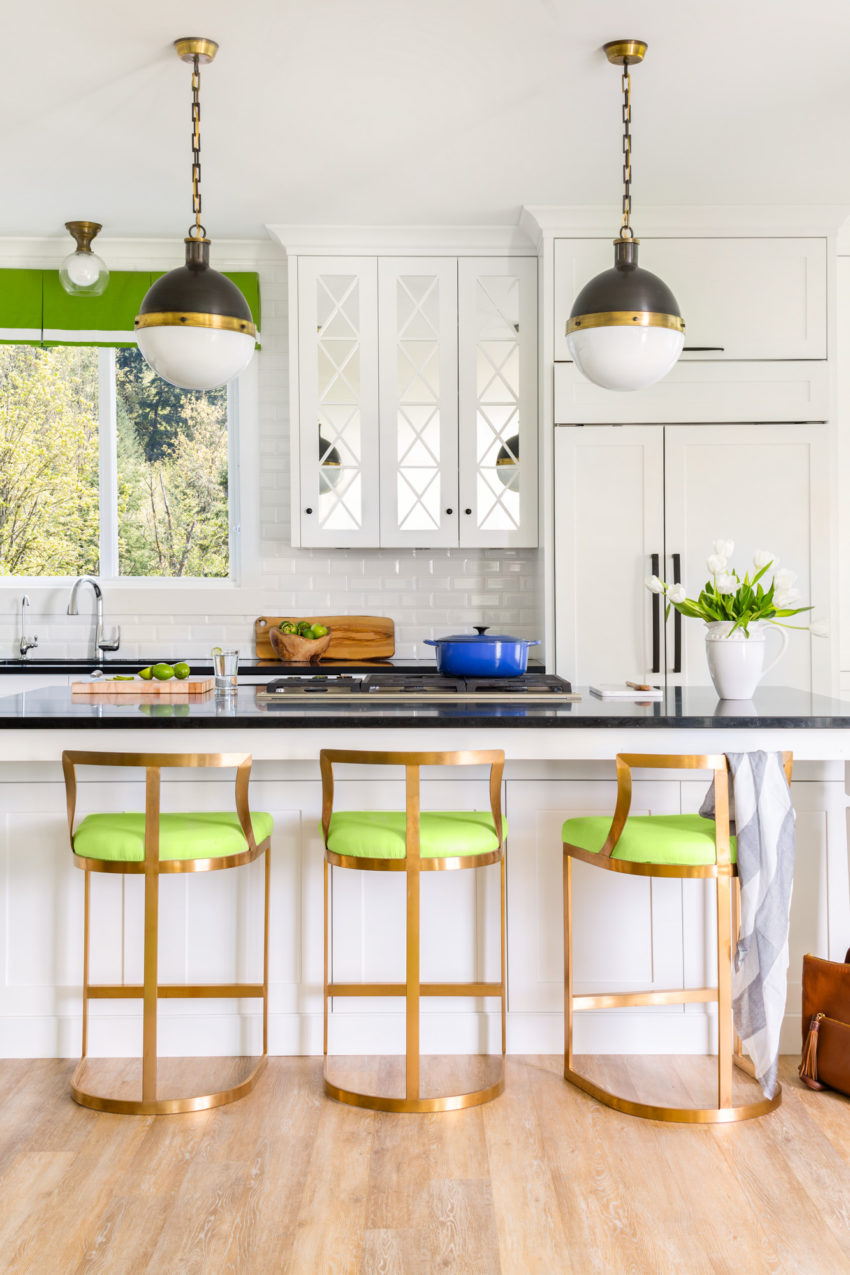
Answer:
[[762, 625, 789, 679]]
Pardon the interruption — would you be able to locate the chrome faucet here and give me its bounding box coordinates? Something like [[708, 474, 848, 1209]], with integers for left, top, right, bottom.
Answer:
[[19, 595, 38, 659], [67, 578, 120, 660]]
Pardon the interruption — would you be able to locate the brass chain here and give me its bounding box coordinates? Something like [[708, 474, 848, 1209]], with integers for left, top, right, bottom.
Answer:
[[189, 54, 205, 239], [620, 61, 633, 238]]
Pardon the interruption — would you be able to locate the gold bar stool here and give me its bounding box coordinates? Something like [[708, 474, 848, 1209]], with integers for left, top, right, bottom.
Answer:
[[562, 751, 793, 1124], [320, 748, 507, 1113], [62, 750, 273, 1115]]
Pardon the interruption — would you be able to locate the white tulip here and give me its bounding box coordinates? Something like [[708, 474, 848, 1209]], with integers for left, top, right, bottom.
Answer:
[[753, 548, 777, 570], [668, 583, 687, 603], [715, 573, 736, 595], [774, 568, 797, 590], [713, 539, 734, 558], [810, 620, 829, 638], [706, 554, 727, 574], [645, 575, 664, 594], [774, 587, 800, 607]]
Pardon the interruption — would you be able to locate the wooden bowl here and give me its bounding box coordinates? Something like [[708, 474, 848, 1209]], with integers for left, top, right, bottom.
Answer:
[[269, 627, 332, 663]]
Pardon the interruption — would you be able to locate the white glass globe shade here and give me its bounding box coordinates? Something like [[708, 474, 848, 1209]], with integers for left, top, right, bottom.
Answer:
[[136, 325, 255, 391], [566, 324, 684, 391], [59, 249, 109, 296]]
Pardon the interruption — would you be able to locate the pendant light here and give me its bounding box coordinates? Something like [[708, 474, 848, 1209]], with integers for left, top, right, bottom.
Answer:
[[135, 38, 256, 391], [60, 221, 109, 296], [567, 40, 685, 391]]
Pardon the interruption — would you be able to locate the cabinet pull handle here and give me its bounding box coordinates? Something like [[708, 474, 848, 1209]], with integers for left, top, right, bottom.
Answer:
[[446, 508, 453, 515], [671, 552, 682, 673], [651, 552, 661, 674], [682, 346, 725, 352], [305, 507, 313, 515], [464, 508, 472, 516]]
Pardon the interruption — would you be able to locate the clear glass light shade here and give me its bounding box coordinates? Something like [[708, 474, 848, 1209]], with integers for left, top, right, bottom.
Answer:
[[566, 324, 684, 391], [136, 325, 255, 391], [59, 249, 109, 296]]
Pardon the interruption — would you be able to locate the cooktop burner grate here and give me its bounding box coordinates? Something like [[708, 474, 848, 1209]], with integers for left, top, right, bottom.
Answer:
[[261, 672, 574, 699]]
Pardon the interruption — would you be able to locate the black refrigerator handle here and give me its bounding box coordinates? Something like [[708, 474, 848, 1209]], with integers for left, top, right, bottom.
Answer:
[[671, 552, 682, 673], [650, 553, 661, 674]]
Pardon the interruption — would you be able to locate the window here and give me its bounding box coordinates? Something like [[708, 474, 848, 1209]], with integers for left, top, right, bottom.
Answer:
[[0, 344, 233, 579]]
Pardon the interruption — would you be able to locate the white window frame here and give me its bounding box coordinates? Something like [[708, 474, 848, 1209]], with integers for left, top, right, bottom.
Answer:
[[7, 345, 248, 587]]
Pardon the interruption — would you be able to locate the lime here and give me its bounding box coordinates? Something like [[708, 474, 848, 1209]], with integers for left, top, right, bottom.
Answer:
[[152, 663, 175, 681], [138, 666, 153, 680], [311, 624, 329, 638], [112, 674, 135, 681], [173, 662, 191, 680], [211, 645, 223, 656]]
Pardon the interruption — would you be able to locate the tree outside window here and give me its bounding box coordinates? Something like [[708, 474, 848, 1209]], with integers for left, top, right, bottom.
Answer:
[[0, 345, 230, 578]]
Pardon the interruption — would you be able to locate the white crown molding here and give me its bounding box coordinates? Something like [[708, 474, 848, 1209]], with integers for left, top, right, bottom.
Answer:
[[267, 224, 538, 256], [0, 237, 282, 270], [522, 204, 850, 239]]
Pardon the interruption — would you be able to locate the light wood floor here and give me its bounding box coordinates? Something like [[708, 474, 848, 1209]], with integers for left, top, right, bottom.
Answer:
[[1, 1054, 850, 1273]]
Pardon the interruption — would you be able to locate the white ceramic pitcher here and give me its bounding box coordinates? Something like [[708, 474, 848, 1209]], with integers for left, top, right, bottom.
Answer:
[[704, 620, 789, 700]]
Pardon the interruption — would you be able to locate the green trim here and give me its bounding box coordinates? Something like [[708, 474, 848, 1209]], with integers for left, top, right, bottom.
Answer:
[[0, 268, 262, 350]]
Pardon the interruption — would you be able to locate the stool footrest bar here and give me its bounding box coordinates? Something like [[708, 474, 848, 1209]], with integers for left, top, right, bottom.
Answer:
[[328, 981, 503, 999], [86, 983, 265, 1000], [572, 987, 717, 1010]]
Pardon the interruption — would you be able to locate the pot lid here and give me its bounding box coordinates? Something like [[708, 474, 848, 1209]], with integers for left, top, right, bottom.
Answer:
[[425, 631, 540, 645]]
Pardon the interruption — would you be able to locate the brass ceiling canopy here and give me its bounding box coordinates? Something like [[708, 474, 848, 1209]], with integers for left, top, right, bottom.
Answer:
[[64, 221, 103, 254], [173, 37, 219, 64], [602, 39, 647, 66]]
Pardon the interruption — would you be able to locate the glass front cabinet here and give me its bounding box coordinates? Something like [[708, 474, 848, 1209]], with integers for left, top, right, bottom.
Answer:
[[292, 255, 537, 548]]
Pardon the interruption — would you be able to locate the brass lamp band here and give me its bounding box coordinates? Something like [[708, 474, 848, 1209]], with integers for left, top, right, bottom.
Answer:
[[134, 311, 257, 337], [567, 311, 686, 335]]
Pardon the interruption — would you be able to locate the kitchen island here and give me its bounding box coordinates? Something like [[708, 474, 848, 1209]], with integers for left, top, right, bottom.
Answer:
[[1, 681, 848, 1062]]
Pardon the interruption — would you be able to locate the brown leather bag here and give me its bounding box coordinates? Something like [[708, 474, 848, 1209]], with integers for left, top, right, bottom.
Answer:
[[799, 949, 850, 1093]]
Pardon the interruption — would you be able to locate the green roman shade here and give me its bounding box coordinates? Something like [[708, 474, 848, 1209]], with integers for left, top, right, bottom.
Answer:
[[0, 269, 262, 349]]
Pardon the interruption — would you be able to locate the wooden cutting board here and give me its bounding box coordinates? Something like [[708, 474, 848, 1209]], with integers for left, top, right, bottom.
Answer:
[[255, 615, 395, 661], [72, 676, 214, 695]]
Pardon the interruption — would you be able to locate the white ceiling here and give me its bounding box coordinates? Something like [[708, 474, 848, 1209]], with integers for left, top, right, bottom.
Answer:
[[4, 0, 850, 241]]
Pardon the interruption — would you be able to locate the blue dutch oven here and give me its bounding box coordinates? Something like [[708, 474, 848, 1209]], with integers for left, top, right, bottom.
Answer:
[[424, 626, 541, 677]]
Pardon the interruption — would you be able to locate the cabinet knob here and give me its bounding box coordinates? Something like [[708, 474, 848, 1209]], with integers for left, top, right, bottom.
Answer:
[[305, 507, 313, 515], [464, 508, 472, 516], [446, 508, 453, 515]]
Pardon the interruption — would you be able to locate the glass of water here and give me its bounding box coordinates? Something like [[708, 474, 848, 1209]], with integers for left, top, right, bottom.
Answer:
[[212, 648, 239, 692]]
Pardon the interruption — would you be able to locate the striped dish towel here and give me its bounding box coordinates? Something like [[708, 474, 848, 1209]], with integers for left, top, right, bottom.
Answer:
[[704, 752, 795, 1099]]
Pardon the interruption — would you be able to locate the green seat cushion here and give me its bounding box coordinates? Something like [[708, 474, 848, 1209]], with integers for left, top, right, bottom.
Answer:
[[73, 811, 274, 862], [562, 813, 736, 866], [324, 811, 505, 859]]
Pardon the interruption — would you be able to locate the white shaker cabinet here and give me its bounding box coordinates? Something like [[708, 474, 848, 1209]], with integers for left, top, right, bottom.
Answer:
[[554, 422, 830, 692], [553, 236, 828, 363], [292, 255, 537, 548]]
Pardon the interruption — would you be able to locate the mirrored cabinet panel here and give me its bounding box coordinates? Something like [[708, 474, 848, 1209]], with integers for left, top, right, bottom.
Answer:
[[292, 252, 537, 548]]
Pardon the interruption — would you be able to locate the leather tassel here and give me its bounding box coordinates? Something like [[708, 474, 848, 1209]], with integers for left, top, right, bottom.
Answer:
[[799, 1013, 826, 1090]]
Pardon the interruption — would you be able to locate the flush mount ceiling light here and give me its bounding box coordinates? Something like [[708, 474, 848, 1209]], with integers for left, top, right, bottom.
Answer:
[[135, 37, 256, 391], [60, 221, 109, 296], [567, 40, 685, 391]]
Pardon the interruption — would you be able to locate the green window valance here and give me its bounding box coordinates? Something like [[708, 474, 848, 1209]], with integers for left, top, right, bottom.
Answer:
[[0, 269, 261, 349]]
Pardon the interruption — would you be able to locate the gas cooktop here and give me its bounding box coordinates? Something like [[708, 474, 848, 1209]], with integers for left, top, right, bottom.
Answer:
[[256, 672, 577, 703]]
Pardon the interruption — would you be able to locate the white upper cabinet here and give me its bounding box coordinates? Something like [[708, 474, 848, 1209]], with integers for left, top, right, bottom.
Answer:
[[292, 254, 537, 548], [458, 258, 538, 548], [554, 237, 827, 363], [296, 257, 381, 548]]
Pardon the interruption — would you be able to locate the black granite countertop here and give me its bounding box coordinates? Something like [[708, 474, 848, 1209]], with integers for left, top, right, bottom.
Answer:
[[0, 684, 849, 729], [0, 657, 440, 676]]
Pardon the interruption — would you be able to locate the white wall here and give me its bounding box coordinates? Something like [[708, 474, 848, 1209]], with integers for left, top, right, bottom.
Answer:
[[0, 237, 542, 663]]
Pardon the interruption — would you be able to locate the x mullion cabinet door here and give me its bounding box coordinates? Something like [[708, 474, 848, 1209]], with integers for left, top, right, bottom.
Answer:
[[297, 257, 381, 548], [458, 257, 538, 548], [378, 258, 459, 548]]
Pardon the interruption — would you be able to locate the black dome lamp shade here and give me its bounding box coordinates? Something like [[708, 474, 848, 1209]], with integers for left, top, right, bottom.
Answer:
[[135, 38, 256, 391], [567, 40, 685, 391]]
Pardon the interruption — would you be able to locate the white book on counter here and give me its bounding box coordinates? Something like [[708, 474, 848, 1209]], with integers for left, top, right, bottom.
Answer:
[[589, 682, 663, 699]]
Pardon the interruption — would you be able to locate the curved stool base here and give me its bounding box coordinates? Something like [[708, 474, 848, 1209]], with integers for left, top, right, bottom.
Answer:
[[71, 1053, 267, 1116], [565, 1065, 781, 1124], [324, 1062, 504, 1114]]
